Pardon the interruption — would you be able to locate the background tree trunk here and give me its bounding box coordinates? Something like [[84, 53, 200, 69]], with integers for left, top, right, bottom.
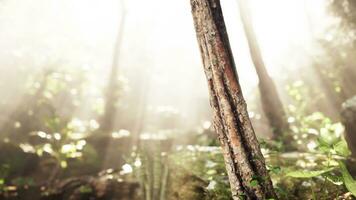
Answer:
[[100, 0, 126, 133], [341, 96, 356, 158], [237, 0, 290, 142], [98, 0, 127, 170], [190, 0, 277, 199], [341, 96, 356, 176]]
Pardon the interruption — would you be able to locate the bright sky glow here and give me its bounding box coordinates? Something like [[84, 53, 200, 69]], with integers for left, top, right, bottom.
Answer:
[[0, 0, 334, 117]]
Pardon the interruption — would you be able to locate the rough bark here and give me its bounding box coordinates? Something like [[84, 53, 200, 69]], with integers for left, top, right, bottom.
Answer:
[[190, 0, 277, 199], [237, 0, 290, 141]]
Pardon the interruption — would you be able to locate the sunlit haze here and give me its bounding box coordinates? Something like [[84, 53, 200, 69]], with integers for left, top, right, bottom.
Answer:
[[0, 0, 337, 134], [1, 0, 356, 199]]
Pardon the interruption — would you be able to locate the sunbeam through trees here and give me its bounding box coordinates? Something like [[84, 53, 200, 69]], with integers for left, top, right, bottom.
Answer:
[[0, 0, 355, 199]]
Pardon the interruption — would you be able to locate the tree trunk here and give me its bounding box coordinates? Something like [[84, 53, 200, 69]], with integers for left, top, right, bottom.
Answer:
[[190, 0, 277, 199], [100, 1, 126, 133], [237, 0, 289, 141], [341, 96, 356, 176], [99, 0, 126, 169], [341, 96, 356, 158]]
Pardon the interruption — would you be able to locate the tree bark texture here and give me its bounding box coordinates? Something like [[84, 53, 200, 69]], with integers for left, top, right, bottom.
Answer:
[[237, 0, 289, 141], [190, 0, 277, 199]]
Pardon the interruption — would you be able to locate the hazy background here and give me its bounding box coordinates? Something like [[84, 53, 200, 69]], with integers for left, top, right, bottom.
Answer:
[[0, 0, 338, 137]]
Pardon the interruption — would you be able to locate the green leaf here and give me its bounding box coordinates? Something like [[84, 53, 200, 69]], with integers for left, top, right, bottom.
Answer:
[[268, 165, 281, 174], [317, 138, 332, 153], [324, 173, 343, 185], [320, 128, 336, 145], [286, 168, 334, 178], [249, 180, 258, 187], [79, 185, 93, 194], [339, 162, 356, 197], [333, 140, 351, 157], [207, 169, 216, 175]]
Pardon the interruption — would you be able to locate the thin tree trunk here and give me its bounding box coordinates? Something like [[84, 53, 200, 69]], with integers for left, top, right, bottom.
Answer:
[[190, 0, 277, 199], [100, 0, 126, 133], [237, 0, 289, 141], [100, 0, 126, 170], [159, 162, 169, 200]]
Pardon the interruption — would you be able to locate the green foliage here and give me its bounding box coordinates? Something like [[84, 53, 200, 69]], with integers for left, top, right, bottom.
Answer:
[[78, 185, 93, 194], [170, 146, 231, 200], [286, 168, 335, 178], [333, 140, 351, 157], [339, 162, 356, 196], [32, 117, 99, 170], [249, 179, 259, 187], [0, 61, 353, 200], [129, 141, 171, 200], [285, 80, 350, 155], [280, 121, 355, 198], [11, 177, 34, 187], [0, 164, 9, 191], [264, 83, 355, 199], [0, 165, 10, 180]]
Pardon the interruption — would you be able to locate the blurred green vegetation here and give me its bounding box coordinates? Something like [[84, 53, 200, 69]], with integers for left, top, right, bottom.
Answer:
[[0, 1, 356, 200]]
